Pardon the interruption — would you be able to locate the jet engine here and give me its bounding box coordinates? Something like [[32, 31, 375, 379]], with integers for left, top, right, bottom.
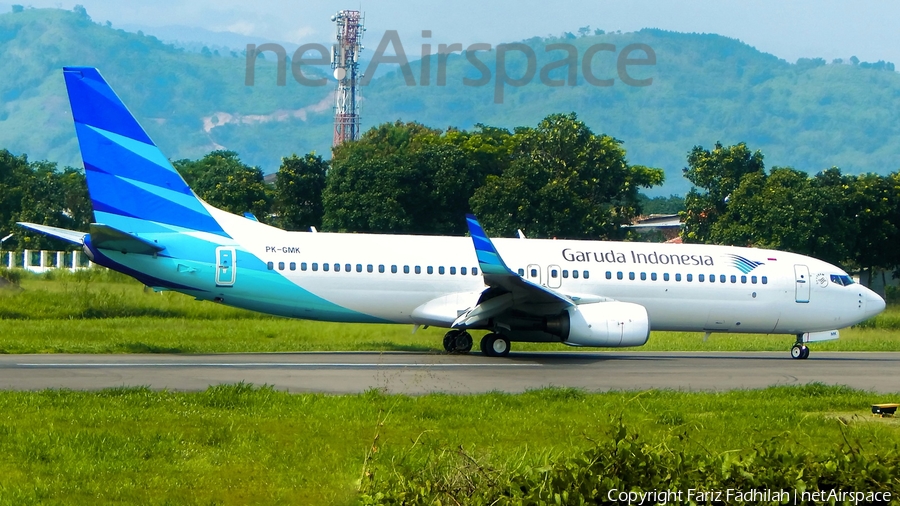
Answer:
[[549, 301, 650, 347]]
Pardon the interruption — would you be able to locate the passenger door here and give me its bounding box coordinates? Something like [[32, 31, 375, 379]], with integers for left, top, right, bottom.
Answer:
[[216, 247, 236, 287], [794, 264, 810, 303]]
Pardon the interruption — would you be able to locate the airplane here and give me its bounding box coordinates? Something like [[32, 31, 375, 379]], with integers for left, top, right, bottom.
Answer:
[[20, 67, 886, 360]]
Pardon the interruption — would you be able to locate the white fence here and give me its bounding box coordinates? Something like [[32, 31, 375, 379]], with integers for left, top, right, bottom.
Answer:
[[0, 250, 95, 273]]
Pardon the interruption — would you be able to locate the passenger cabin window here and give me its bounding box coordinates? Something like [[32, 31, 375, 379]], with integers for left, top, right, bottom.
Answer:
[[518, 268, 525, 276], [530, 268, 538, 278], [379, 265, 385, 273], [563, 270, 570, 279], [450, 267, 456, 275], [617, 272, 623, 280], [404, 266, 410, 274], [367, 264, 374, 273], [334, 263, 340, 272], [550, 268, 558, 278], [675, 273, 681, 282], [345, 264, 351, 272], [473, 268, 479, 275], [427, 266, 434, 275], [267, 261, 274, 270], [324, 263, 330, 272], [720, 275, 726, 283], [290, 262, 296, 271], [301, 262, 308, 271], [640, 272, 646, 281], [699, 274, 705, 282], [312, 263, 318, 272], [461, 267, 467, 275], [663, 273, 669, 281], [278, 262, 285, 271], [687, 274, 693, 282], [731, 275, 737, 283], [584, 271, 589, 279], [762, 276, 768, 284], [439, 266, 445, 275], [629, 272, 635, 281], [751, 276, 757, 284], [606, 271, 612, 280], [415, 266, 421, 274], [357, 264, 363, 273], [651, 273, 658, 281], [391, 265, 398, 274]]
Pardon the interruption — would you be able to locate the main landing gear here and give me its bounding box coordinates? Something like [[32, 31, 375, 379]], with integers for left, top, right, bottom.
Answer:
[[442, 330, 512, 357], [480, 333, 511, 358], [443, 330, 473, 353], [791, 334, 810, 360]]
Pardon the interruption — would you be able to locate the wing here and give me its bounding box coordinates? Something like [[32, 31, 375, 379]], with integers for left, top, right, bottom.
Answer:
[[454, 215, 574, 328]]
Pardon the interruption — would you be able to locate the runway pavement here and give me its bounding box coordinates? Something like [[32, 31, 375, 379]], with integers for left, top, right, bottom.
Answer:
[[1, 351, 899, 393]]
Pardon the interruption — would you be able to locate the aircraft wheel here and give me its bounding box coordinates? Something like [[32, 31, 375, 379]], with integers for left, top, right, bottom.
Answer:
[[454, 331, 473, 353], [800, 345, 810, 360], [790, 344, 803, 359], [481, 333, 511, 357], [443, 330, 461, 353]]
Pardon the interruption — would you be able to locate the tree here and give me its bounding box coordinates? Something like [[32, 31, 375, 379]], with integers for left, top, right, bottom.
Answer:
[[323, 122, 508, 235], [470, 113, 664, 239], [0, 151, 91, 251], [681, 142, 765, 243], [0, 150, 30, 249], [173, 151, 272, 221], [845, 172, 900, 286], [274, 154, 327, 231]]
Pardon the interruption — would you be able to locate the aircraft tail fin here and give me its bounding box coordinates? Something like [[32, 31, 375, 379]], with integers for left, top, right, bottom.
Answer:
[[62, 67, 227, 236]]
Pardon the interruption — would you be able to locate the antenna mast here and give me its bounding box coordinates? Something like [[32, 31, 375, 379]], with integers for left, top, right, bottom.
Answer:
[[331, 10, 364, 147]]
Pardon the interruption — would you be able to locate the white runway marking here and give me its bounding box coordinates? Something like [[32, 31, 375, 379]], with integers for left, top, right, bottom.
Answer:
[[15, 362, 543, 368]]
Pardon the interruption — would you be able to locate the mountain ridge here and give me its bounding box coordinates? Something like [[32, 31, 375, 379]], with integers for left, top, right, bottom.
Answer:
[[1, 7, 899, 195]]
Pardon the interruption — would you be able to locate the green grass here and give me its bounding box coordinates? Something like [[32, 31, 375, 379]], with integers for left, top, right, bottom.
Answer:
[[0, 270, 898, 354], [0, 384, 896, 505]]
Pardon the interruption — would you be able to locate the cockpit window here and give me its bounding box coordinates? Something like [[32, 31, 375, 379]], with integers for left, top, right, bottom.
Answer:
[[830, 274, 855, 286]]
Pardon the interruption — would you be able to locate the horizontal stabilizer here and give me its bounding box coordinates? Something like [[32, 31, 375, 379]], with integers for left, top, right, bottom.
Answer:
[[17, 222, 86, 244], [89, 224, 165, 255]]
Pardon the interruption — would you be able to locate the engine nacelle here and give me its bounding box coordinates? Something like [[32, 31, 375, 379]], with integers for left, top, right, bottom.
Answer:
[[564, 302, 650, 347]]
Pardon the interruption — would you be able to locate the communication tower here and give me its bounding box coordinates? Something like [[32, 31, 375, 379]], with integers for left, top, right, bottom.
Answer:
[[331, 10, 364, 147]]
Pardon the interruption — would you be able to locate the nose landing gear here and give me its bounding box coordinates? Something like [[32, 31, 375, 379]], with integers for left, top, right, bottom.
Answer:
[[791, 335, 810, 360]]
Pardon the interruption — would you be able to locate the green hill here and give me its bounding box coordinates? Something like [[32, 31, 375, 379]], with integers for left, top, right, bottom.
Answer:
[[2, 7, 900, 195]]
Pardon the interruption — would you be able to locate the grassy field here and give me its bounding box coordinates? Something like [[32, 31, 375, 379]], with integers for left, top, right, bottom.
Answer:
[[1, 269, 899, 354], [0, 384, 896, 505]]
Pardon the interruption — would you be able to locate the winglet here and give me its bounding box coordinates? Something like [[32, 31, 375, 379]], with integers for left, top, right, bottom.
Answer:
[[466, 214, 514, 276]]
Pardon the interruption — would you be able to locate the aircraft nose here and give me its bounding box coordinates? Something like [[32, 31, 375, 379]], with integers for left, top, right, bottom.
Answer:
[[863, 287, 886, 319]]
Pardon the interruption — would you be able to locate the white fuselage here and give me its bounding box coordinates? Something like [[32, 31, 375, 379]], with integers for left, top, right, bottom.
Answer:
[[214, 208, 883, 336]]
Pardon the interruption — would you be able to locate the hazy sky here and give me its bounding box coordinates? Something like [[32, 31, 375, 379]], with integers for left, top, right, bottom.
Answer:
[[9, 0, 900, 65]]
